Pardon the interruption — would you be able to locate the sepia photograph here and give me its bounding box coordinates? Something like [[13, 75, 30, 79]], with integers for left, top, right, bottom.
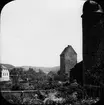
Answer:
[[0, 0, 104, 105]]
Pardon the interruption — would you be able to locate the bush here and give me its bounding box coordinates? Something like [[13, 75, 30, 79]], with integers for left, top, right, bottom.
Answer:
[[11, 84, 21, 90], [4, 94, 21, 104]]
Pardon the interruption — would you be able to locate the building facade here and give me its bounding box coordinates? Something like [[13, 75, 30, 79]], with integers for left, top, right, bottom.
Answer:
[[59, 45, 77, 77], [0, 65, 10, 81]]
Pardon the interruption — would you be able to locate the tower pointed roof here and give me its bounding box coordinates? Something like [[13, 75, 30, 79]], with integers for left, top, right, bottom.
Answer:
[[60, 45, 77, 56]]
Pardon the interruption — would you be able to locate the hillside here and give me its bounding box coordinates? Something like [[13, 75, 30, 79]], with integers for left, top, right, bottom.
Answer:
[[21, 66, 60, 74], [0, 63, 60, 74], [0, 63, 15, 70]]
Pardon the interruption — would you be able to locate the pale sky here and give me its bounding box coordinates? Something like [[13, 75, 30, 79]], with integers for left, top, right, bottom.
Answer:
[[0, 0, 85, 67]]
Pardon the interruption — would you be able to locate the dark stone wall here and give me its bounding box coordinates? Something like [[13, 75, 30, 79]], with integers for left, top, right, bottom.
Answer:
[[70, 61, 83, 85], [82, 0, 104, 85]]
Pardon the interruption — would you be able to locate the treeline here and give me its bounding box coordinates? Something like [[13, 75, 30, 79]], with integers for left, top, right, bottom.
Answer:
[[0, 67, 48, 90], [10, 67, 47, 82]]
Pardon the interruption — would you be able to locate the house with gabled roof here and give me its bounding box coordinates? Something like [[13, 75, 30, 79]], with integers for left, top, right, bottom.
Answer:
[[0, 65, 10, 81]]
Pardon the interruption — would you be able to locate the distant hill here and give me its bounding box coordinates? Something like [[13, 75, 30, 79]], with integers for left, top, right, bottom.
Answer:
[[0, 63, 15, 70], [21, 66, 60, 74], [0, 63, 60, 74]]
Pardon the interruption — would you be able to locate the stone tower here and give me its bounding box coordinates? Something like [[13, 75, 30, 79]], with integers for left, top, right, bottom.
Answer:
[[60, 45, 77, 77], [82, 0, 104, 85]]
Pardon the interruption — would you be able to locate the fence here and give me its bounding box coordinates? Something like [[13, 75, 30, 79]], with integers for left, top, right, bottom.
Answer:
[[1, 89, 56, 98], [1, 89, 56, 104], [84, 84, 101, 98], [1, 85, 101, 98]]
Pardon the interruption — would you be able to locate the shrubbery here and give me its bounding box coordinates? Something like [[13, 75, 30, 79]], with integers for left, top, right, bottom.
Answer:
[[4, 94, 22, 104]]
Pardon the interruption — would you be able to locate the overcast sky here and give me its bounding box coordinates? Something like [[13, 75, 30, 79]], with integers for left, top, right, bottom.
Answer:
[[0, 0, 85, 67]]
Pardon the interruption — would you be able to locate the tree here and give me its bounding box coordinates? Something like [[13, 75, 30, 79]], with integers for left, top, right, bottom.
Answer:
[[10, 68, 19, 85]]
